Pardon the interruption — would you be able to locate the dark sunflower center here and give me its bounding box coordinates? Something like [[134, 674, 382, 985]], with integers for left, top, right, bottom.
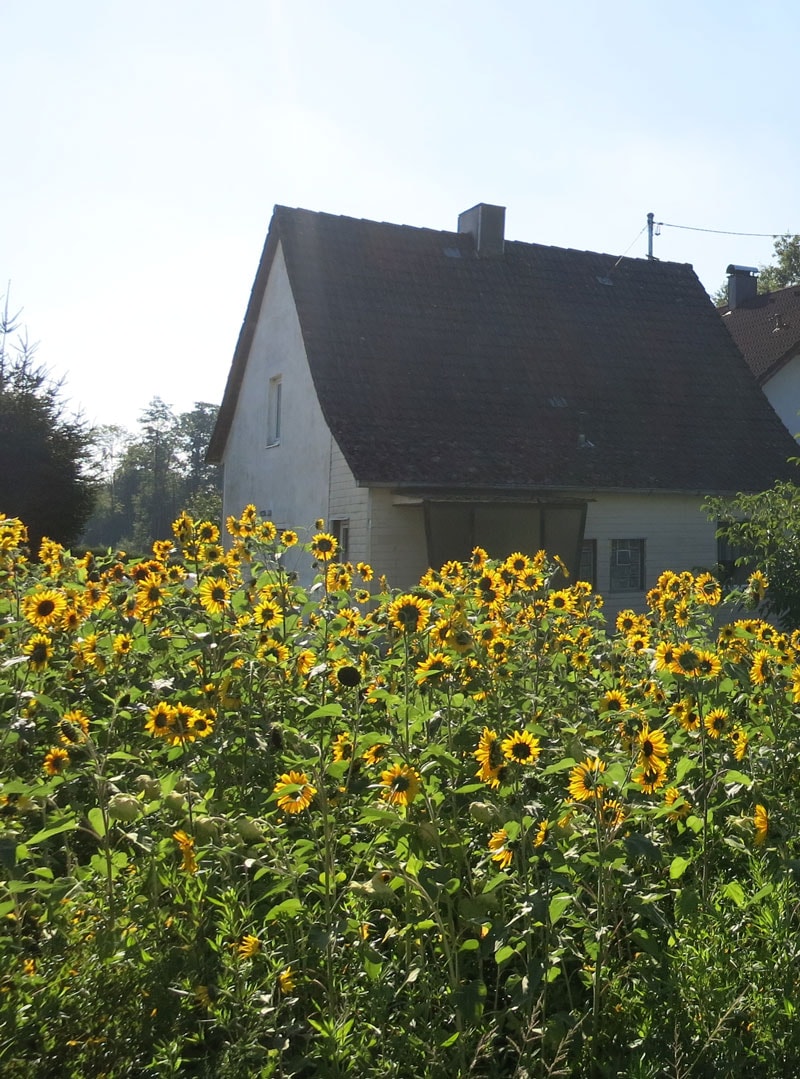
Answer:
[[392, 775, 410, 793], [37, 599, 55, 617], [512, 743, 532, 760]]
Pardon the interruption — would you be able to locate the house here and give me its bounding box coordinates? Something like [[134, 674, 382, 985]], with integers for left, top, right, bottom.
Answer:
[[720, 265, 800, 440], [207, 204, 797, 616]]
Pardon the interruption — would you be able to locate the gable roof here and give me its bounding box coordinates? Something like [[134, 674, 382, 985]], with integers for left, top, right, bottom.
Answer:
[[209, 205, 797, 493], [719, 285, 800, 382]]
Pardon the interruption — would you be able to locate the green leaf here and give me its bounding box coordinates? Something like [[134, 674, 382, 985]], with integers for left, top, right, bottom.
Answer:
[[669, 855, 691, 880], [26, 818, 77, 846], [265, 897, 303, 921], [548, 894, 572, 925], [722, 881, 746, 908], [88, 807, 107, 837], [459, 938, 480, 952]]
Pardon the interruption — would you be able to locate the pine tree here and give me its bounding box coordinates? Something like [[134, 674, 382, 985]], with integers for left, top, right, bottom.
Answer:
[[0, 293, 95, 553]]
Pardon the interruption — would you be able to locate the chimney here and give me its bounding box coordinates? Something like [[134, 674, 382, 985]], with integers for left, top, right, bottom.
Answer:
[[458, 203, 505, 257], [726, 264, 759, 308]]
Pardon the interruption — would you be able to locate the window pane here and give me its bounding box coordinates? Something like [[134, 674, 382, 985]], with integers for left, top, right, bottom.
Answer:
[[610, 539, 645, 592]]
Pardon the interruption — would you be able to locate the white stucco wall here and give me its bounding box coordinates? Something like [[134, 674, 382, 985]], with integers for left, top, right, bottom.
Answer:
[[763, 354, 800, 440], [584, 492, 718, 619], [364, 490, 718, 619], [221, 243, 335, 553], [368, 491, 429, 587]]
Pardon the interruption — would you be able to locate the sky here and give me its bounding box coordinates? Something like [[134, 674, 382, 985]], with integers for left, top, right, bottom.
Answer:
[[3, 0, 799, 432]]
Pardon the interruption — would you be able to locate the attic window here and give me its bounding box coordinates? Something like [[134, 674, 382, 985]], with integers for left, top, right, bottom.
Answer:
[[547, 395, 568, 408], [443, 247, 462, 258], [267, 375, 282, 447]]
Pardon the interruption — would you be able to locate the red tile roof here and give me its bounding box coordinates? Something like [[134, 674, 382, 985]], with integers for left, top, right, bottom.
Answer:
[[720, 285, 800, 382], [209, 206, 797, 494]]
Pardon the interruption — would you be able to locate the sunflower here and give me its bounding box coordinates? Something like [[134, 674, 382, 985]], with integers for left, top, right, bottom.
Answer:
[[599, 798, 626, 828], [729, 726, 749, 762], [198, 577, 231, 615], [356, 561, 374, 582], [59, 710, 89, 745], [145, 702, 176, 739], [278, 967, 296, 994], [43, 747, 70, 776], [136, 574, 167, 619], [296, 649, 316, 676], [388, 594, 432, 634], [279, 529, 298, 547], [257, 638, 290, 665], [654, 640, 677, 672], [237, 934, 261, 959], [664, 787, 691, 822], [362, 742, 388, 767], [754, 804, 769, 846], [615, 610, 640, 635], [599, 689, 630, 716], [567, 757, 606, 802], [671, 643, 701, 676], [694, 572, 722, 606], [696, 650, 722, 680], [274, 771, 316, 814], [470, 546, 488, 570], [637, 725, 669, 771], [474, 727, 504, 783], [173, 830, 198, 874], [332, 732, 354, 762], [534, 820, 550, 847], [311, 532, 338, 562], [748, 571, 768, 602], [750, 651, 771, 687], [674, 698, 700, 732], [113, 633, 133, 658], [501, 729, 541, 766], [488, 829, 513, 870], [634, 765, 668, 795], [188, 710, 215, 739], [22, 589, 67, 630], [380, 763, 422, 807], [704, 708, 730, 739], [24, 633, 53, 671]]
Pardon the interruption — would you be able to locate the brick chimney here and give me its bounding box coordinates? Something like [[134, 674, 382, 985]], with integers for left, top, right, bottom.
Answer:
[[458, 203, 505, 258], [726, 264, 759, 308]]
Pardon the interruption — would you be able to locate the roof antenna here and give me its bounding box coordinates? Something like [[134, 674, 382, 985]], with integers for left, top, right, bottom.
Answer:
[[647, 212, 655, 260]]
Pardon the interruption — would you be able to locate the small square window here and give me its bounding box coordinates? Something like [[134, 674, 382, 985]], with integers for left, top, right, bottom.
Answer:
[[267, 375, 282, 446], [610, 539, 645, 593]]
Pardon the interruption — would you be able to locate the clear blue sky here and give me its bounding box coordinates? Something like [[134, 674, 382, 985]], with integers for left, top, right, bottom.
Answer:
[[2, 0, 798, 430]]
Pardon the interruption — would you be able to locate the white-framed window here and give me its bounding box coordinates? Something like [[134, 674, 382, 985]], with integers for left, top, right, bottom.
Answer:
[[267, 375, 282, 446], [610, 539, 645, 593], [331, 518, 350, 563], [578, 539, 597, 589]]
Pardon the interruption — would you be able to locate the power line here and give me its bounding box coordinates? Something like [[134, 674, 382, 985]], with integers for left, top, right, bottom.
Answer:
[[656, 221, 784, 239]]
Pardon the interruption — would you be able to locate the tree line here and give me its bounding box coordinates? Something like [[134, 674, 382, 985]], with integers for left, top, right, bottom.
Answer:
[[0, 292, 220, 556]]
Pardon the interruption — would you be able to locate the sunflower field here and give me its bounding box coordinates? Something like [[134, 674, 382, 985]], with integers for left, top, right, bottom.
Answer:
[[2, 508, 800, 1077]]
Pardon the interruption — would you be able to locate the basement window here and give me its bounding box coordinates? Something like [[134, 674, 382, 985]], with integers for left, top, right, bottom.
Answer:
[[610, 539, 645, 593]]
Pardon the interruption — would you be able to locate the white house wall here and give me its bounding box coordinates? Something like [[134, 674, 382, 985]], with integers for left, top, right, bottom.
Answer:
[[221, 242, 333, 548], [364, 490, 718, 622], [584, 493, 717, 619], [762, 354, 800, 441]]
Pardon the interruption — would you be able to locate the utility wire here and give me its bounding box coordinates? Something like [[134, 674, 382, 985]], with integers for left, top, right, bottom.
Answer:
[[657, 221, 784, 239], [612, 224, 648, 269]]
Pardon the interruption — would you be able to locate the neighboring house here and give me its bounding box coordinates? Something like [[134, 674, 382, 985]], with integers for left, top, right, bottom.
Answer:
[[720, 266, 800, 440], [207, 204, 797, 616]]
